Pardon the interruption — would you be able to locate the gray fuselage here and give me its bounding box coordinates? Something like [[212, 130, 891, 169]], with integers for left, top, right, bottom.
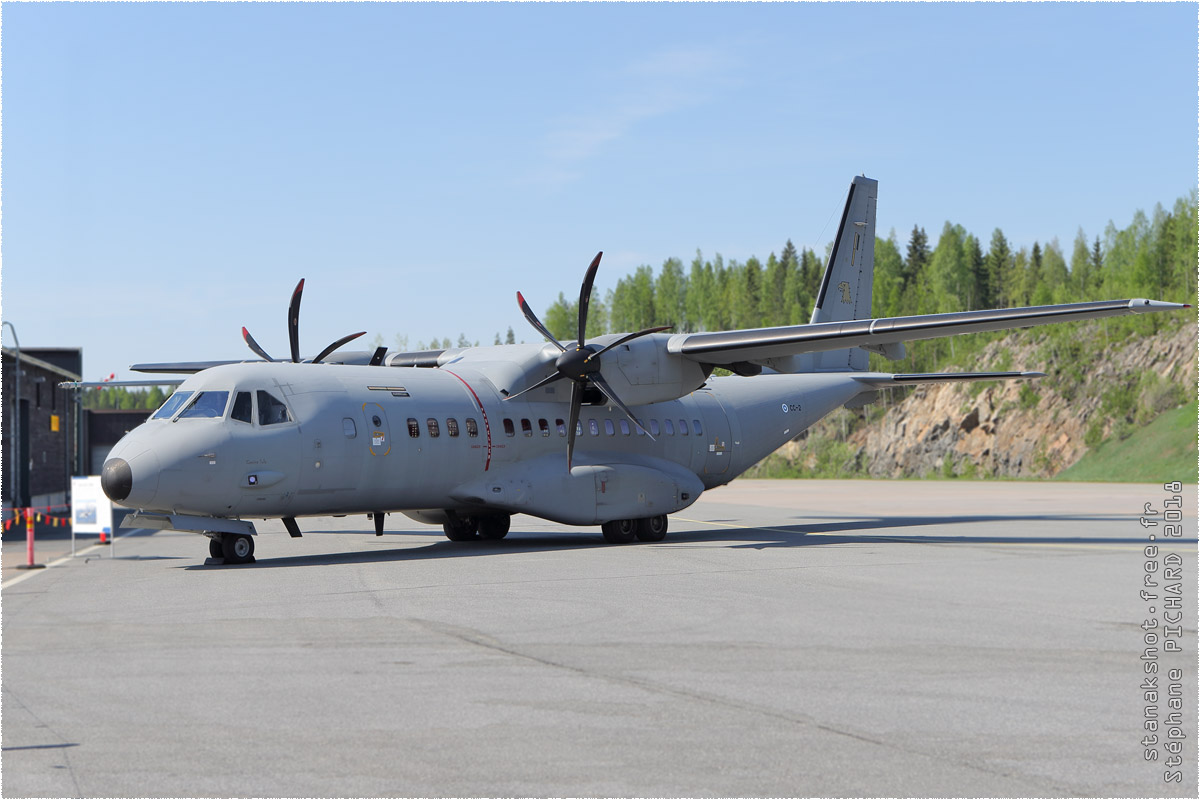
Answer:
[[105, 361, 864, 526]]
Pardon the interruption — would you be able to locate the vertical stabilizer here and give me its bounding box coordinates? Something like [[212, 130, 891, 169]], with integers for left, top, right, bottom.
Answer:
[[808, 175, 877, 370]]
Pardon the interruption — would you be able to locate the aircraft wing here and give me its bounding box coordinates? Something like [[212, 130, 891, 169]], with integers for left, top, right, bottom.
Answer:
[[129, 350, 388, 374], [667, 298, 1188, 366], [129, 360, 245, 374]]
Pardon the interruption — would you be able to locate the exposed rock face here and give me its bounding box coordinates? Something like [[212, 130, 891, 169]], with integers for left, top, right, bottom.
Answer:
[[776, 322, 1197, 479]]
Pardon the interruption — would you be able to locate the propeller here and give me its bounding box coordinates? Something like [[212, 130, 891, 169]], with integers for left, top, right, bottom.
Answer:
[[241, 279, 367, 364], [508, 251, 672, 470]]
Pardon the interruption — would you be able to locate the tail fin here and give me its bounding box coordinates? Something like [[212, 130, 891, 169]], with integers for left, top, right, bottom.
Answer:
[[808, 175, 877, 370]]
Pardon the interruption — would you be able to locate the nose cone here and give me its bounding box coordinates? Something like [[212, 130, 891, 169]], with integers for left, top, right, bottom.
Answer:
[[101, 458, 133, 502]]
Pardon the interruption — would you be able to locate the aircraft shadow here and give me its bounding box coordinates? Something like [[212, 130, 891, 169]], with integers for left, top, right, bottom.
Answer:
[[180, 512, 1192, 570]]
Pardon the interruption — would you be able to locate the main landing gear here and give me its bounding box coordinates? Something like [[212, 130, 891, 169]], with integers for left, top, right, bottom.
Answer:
[[207, 533, 255, 565], [602, 515, 667, 544], [440, 514, 669, 544], [442, 513, 511, 542]]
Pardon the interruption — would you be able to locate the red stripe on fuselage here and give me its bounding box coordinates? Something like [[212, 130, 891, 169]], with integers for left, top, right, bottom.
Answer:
[[444, 370, 492, 471]]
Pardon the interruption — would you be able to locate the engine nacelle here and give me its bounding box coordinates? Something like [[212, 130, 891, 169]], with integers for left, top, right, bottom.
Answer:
[[599, 333, 711, 406]]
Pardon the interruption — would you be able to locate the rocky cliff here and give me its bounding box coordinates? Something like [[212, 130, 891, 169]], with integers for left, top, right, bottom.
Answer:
[[764, 320, 1197, 479]]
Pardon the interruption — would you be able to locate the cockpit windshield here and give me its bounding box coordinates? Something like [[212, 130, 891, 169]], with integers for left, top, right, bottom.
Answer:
[[151, 391, 194, 420], [178, 391, 231, 419]]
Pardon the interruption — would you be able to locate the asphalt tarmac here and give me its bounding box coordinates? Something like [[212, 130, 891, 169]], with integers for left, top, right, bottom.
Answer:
[[2, 480, 1197, 798]]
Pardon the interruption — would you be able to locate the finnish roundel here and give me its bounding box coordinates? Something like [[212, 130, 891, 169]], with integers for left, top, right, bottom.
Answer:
[[781, 403, 789, 413]]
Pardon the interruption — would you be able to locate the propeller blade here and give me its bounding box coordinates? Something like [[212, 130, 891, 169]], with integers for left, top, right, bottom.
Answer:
[[242, 327, 275, 362], [565, 380, 582, 472], [585, 325, 674, 363], [591, 372, 654, 440], [504, 370, 566, 402], [577, 251, 602, 346], [288, 279, 305, 363], [312, 331, 367, 364], [517, 291, 567, 351]]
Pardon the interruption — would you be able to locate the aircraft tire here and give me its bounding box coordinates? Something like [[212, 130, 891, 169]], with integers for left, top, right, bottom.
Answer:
[[222, 533, 255, 564], [208, 536, 224, 559], [477, 514, 510, 540], [601, 519, 637, 544], [442, 518, 479, 542], [635, 515, 668, 542]]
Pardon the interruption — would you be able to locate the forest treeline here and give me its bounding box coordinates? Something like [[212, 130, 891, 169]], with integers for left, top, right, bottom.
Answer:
[[538, 192, 1198, 349]]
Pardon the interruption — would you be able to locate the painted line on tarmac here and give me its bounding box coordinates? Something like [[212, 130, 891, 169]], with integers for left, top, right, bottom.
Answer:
[[1, 530, 147, 591], [672, 516, 1197, 552]]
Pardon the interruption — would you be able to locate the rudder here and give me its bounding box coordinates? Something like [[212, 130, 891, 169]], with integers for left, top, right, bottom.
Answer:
[[809, 175, 877, 370]]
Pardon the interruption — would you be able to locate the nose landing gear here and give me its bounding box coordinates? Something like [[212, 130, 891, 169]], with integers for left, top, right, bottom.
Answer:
[[206, 533, 256, 565]]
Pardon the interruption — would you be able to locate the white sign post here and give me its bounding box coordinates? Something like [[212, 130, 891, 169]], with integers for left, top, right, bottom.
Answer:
[[71, 476, 114, 557]]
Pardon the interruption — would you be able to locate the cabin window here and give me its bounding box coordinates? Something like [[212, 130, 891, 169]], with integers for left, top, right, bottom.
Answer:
[[231, 392, 253, 424], [649, 419, 660, 436], [692, 419, 703, 435], [588, 419, 599, 436], [556, 419, 566, 436], [538, 418, 550, 437], [604, 419, 615, 436], [407, 418, 420, 438], [257, 391, 291, 425], [575, 420, 583, 437], [679, 419, 688, 436], [503, 418, 515, 437], [181, 391, 231, 419], [619, 419, 630, 436], [446, 418, 459, 437], [427, 418, 440, 437], [466, 418, 478, 438], [343, 418, 357, 438], [664, 419, 675, 435], [521, 418, 533, 437], [635, 419, 646, 436], [152, 391, 194, 420]]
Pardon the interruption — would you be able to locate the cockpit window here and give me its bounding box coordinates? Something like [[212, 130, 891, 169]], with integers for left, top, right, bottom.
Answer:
[[257, 390, 292, 425], [151, 391, 193, 420], [231, 392, 253, 424], [179, 391, 230, 419]]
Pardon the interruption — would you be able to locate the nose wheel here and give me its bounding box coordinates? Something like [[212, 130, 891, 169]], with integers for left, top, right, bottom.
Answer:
[[207, 533, 255, 564]]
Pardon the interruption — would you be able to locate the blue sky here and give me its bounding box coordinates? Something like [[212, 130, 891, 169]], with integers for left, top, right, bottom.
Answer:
[[2, 2, 1196, 381]]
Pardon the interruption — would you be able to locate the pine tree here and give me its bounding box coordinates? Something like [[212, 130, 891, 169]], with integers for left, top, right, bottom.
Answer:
[[965, 233, 986, 309], [1026, 242, 1043, 305], [904, 225, 929, 287], [986, 229, 1013, 308]]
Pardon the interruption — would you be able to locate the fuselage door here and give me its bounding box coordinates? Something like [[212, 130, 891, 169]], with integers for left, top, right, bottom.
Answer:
[[362, 402, 392, 456]]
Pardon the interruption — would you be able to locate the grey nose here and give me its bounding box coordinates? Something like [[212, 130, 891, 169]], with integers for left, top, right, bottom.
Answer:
[[101, 458, 133, 502]]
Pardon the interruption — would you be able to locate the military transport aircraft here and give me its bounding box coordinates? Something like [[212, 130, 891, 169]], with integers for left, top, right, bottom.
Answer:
[[96, 176, 1188, 564]]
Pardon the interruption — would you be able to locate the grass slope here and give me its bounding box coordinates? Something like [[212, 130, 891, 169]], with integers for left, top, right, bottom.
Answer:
[[1056, 400, 1198, 484]]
